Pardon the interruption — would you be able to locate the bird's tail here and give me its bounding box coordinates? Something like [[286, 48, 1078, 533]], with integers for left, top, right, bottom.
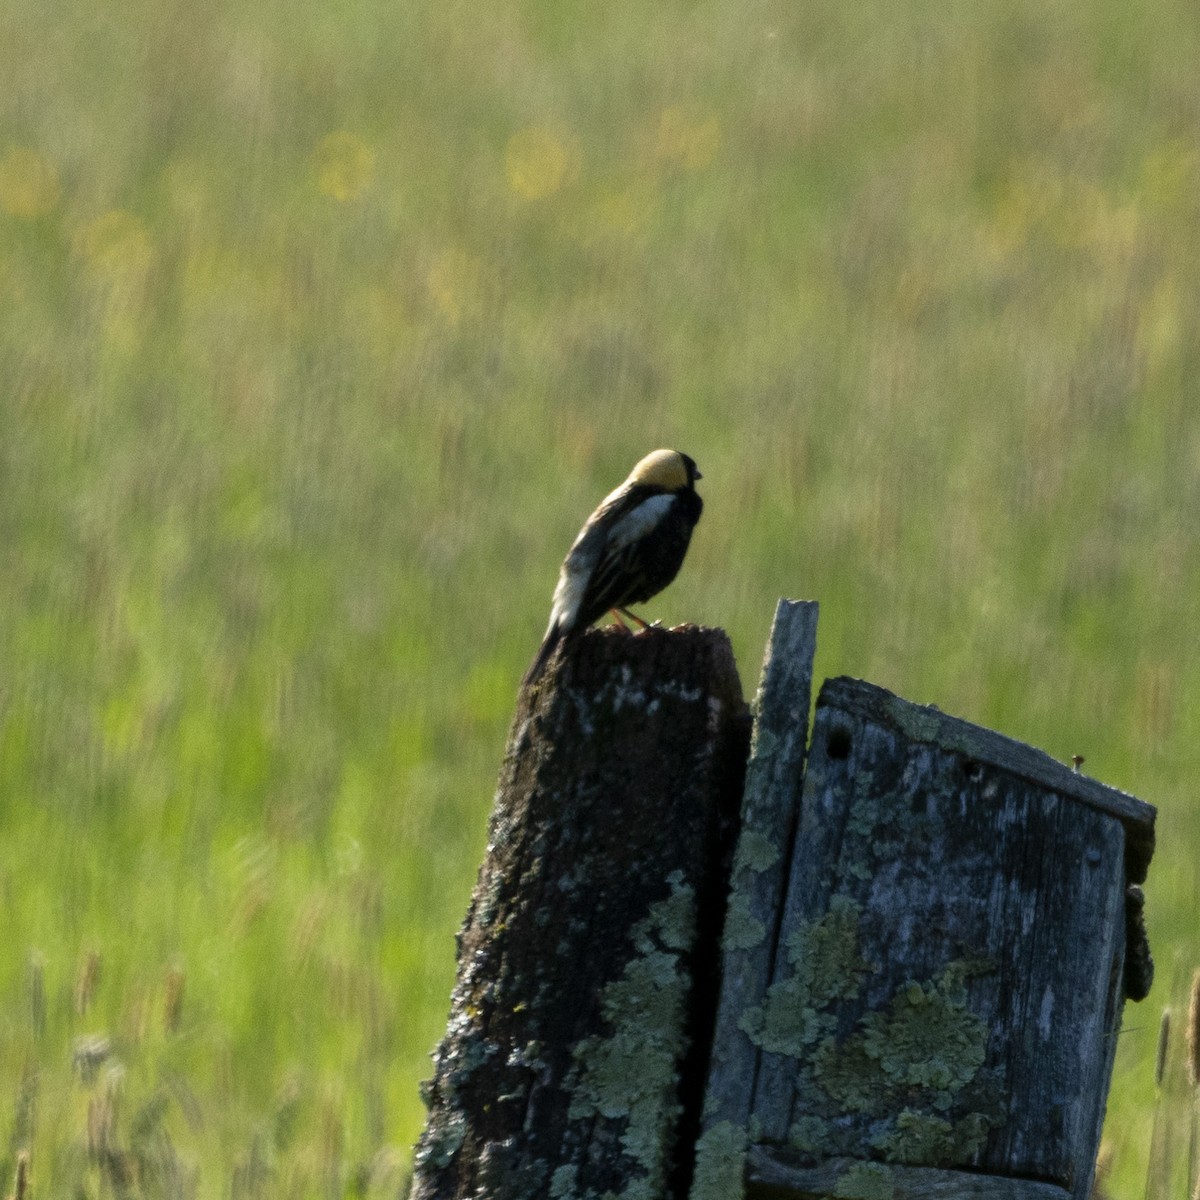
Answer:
[[522, 625, 566, 688]]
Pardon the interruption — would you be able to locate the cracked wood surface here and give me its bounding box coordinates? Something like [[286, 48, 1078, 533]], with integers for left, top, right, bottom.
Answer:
[[411, 624, 749, 1200]]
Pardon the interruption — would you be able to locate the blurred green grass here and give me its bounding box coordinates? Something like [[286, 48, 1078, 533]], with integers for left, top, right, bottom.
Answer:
[[2, 0, 1199, 1193]]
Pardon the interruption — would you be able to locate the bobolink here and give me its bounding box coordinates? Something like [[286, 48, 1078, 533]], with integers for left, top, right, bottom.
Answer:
[[524, 448, 703, 685]]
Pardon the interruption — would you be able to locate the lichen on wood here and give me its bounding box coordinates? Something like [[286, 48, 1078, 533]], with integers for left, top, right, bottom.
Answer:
[[411, 625, 749, 1200], [695, 601, 1155, 1200], [690, 1121, 747, 1200], [696, 601, 820, 1155], [747, 675, 1155, 1197]]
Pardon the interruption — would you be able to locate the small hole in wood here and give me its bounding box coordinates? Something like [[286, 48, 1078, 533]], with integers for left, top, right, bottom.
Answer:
[[962, 760, 984, 783], [826, 726, 852, 759]]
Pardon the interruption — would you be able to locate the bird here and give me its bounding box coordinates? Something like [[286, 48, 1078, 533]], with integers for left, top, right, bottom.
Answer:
[[523, 448, 703, 686]]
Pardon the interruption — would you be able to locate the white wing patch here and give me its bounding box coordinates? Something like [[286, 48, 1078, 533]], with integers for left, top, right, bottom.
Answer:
[[545, 523, 605, 635], [606, 493, 674, 551], [547, 560, 589, 634]]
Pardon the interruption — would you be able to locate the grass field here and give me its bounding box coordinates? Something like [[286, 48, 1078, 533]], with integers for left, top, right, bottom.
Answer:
[[2, 0, 1199, 1194]]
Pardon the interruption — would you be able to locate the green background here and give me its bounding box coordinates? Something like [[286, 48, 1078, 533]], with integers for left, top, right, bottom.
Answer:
[[2, 0, 1197, 1194]]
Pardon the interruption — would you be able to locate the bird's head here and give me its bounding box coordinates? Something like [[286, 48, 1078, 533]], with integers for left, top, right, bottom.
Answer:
[[627, 448, 702, 492]]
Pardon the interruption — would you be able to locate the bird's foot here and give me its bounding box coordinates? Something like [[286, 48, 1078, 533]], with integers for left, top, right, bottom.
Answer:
[[618, 607, 653, 632]]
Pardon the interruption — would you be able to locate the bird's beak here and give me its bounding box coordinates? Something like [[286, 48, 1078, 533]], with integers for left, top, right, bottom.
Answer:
[[694, 469, 703, 481]]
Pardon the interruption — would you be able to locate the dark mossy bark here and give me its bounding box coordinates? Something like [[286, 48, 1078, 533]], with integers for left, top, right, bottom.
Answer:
[[411, 624, 750, 1200]]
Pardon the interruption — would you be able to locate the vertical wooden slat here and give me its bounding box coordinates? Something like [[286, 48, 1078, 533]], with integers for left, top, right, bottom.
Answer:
[[692, 601, 818, 1194]]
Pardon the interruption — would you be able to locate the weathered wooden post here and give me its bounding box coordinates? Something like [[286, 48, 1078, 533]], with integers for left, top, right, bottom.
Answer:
[[410, 625, 750, 1200], [412, 600, 1155, 1200], [694, 601, 1155, 1200]]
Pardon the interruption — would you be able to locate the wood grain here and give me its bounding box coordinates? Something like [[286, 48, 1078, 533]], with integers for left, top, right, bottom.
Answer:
[[411, 624, 749, 1200]]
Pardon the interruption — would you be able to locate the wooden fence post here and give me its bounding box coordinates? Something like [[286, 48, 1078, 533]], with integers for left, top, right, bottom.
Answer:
[[693, 603, 1155, 1200], [412, 602, 1155, 1200], [410, 625, 750, 1200]]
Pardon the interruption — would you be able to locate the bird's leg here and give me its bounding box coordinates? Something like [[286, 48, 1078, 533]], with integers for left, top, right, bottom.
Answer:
[[618, 607, 653, 632], [608, 609, 633, 633]]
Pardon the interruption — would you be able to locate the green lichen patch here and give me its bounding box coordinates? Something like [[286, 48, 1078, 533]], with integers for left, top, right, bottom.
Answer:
[[812, 1032, 884, 1113], [738, 907, 1001, 1171], [551, 1165, 665, 1200], [879, 692, 994, 767], [644, 870, 697, 952], [869, 1108, 990, 1164], [733, 830, 781, 875], [722, 892, 766, 952], [416, 1109, 467, 1171], [568, 949, 685, 1120], [856, 962, 990, 1094], [787, 1114, 829, 1155], [807, 959, 1001, 1166], [885, 700, 943, 747], [564, 876, 697, 1196], [833, 1161, 897, 1200], [443, 1029, 497, 1083], [747, 724, 779, 766], [870, 1111, 955, 1162], [817, 963, 989, 1105], [844, 774, 883, 843], [690, 1120, 747, 1200], [550, 1165, 578, 1198], [837, 762, 936, 883], [949, 1111, 990, 1158], [739, 897, 871, 1057]]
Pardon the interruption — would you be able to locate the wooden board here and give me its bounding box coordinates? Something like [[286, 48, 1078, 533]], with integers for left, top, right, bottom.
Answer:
[[693, 608, 1156, 1200]]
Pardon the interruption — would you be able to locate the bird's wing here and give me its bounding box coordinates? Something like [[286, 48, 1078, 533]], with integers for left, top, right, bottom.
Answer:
[[548, 484, 674, 634], [605, 493, 675, 552], [546, 518, 606, 634], [575, 493, 675, 624]]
